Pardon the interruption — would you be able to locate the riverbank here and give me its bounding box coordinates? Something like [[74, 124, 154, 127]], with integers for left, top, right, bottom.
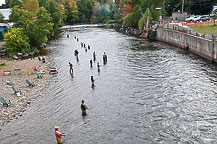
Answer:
[[0, 56, 52, 127], [111, 24, 148, 38]]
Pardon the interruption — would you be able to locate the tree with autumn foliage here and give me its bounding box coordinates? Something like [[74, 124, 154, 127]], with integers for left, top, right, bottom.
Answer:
[[64, 0, 79, 24], [22, 0, 39, 15], [38, 0, 64, 34]]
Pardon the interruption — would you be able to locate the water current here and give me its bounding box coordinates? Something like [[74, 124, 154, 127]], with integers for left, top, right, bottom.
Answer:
[[1, 25, 217, 144]]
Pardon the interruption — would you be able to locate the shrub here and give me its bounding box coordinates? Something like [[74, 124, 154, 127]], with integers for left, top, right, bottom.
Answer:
[[4, 27, 30, 57]]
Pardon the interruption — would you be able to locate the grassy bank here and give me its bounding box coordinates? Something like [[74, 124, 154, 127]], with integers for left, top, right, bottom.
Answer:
[[190, 25, 217, 34]]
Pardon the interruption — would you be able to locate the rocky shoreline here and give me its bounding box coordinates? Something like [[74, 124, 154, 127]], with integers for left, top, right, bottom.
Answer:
[[0, 56, 53, 129], [111, 24, 148, 38]]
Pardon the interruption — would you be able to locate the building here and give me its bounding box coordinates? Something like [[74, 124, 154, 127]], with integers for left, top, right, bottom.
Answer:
[[212, 5, 217, 14], [172, 11, 188, 21], [0, 8, 11, 21]]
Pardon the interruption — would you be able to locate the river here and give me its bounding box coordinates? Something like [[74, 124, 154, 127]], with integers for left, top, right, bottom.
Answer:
[[1, 25, 217, 144]]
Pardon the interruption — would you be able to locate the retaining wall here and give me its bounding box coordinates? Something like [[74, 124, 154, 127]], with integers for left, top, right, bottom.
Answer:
[[156, 28, 217, 62]]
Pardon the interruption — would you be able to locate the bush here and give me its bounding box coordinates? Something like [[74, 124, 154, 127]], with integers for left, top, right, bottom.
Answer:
[[106, 20, 117, 24], [31, 47, 40, 54], [4, 27, 30, 57]]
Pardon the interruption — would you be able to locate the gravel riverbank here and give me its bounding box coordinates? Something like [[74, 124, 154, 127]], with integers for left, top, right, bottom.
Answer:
[[0, 56, 53, 127]]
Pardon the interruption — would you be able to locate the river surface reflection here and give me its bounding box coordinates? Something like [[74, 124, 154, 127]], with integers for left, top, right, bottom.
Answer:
[[1, 25, 217, 144]]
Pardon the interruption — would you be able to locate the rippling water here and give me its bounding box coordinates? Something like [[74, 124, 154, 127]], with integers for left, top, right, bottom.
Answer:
[[1, 25, 217, 144]]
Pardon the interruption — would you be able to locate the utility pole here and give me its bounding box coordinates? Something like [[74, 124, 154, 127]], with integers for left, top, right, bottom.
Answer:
[[182, 0, 184, 13], [162, 0, 165, 22]]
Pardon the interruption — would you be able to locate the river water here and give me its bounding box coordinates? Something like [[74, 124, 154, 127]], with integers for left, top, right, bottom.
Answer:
[[1, 25, 217, 144]]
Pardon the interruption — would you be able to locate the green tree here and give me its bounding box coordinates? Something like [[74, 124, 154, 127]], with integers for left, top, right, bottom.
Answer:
[[27, 7, 53, 47], [4, 27, 30, 56], [211, 9, 217, 26], [10, 6, 53, 48], [38, 0, 63, 34], [8, 0, 22, 8], [77, 0, 95, 23], [10, 6, 33, 30]]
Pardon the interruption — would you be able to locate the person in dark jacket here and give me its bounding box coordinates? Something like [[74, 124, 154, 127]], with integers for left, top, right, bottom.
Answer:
[[81, 100, 88, 116]]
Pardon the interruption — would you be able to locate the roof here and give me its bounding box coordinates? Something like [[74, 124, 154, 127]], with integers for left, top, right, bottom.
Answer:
[[0, 23, 9, 26], [0, 9, 11, 21]]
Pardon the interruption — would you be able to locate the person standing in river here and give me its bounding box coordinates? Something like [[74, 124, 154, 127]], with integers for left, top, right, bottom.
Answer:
[[81, 100, 88, 116], [90, 60, 93, 67], [69, 62, 73, 74], [54, 126, 66, 144], [103, 52, 107, 64], [93, 51, 96, 62], [74, 50, 79, 56], [97, 62, 100, 72], [91, 76, 95, 85]]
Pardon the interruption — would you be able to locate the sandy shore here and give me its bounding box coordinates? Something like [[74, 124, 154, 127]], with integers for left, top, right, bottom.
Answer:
[[0, 56, 53, 127]]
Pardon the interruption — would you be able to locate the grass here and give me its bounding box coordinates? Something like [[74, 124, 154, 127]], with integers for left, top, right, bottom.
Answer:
[[190, 25, 217, 34]]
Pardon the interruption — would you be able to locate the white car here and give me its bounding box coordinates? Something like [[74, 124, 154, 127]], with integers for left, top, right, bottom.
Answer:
[[185, 16, 195, 21], [192, 16, 201, 21]]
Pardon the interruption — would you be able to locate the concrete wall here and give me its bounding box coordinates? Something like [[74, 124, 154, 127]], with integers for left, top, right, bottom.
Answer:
[[156, 28, 217, 61], [214, 41, 217, 62]]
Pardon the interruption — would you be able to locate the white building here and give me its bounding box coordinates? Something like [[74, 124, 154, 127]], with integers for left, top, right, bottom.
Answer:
[[0, 0, 5, 6], [211, 5, 217, 15], [0, 9, 11, 21]]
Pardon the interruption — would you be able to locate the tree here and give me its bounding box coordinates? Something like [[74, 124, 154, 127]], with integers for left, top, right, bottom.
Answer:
[[123, 5, 142, 28], [77, 0, 95, 23], [10, 6, 54, 48], [22, 0, 39, 14], [10, 6, 33, 30], [27, 7, 53, 47], [139, 8, 150, 31], [186, 0, 216, 15], [64, 0, 78, 24], [8, 0, 22, 8], [4, 27, 30, 56], [211, 9, 217, 26], [38, 0, 64, 34]]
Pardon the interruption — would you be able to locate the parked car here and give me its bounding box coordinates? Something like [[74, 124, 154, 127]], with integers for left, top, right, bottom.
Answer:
[[192, 16, 202, 21], [185, 15, 195, 21], [200, 15, 210, 21]]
